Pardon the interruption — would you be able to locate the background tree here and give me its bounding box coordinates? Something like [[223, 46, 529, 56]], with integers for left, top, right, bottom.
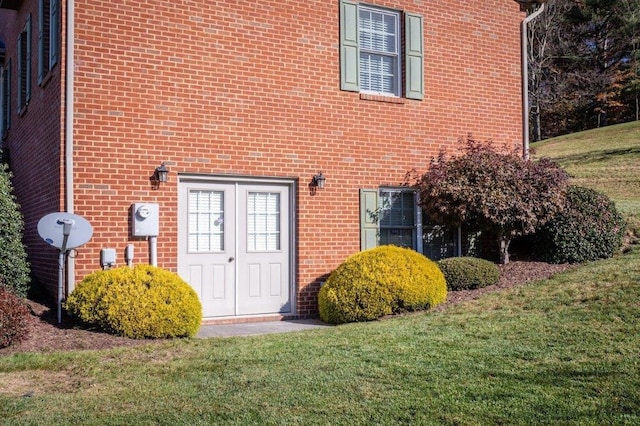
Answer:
[[417, 137, 569, 264], [530, 0, 640, 138]]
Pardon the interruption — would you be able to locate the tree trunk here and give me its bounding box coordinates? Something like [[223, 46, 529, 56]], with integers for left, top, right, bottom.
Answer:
[[532, 103, 542, 142], [498, 234, 511, 265]]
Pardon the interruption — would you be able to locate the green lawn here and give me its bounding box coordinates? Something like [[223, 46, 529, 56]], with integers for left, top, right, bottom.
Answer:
[[1, 245, 639, 425], [1, 124, 639, 425], [532, 121, 640, 232]]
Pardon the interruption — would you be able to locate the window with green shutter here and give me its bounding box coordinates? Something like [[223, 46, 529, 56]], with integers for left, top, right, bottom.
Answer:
[[1, 60, 10, 139], [17, 15, 31, 113], [340, 0, 424, 100], [38, 0, 59, 86], [360, 188, 459, 260]]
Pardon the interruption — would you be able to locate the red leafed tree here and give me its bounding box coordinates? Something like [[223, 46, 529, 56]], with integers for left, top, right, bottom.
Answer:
[[417, 137, 569, 264]]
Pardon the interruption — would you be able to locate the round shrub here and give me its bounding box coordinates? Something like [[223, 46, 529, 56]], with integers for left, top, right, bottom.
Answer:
[[0, 162, 30, 298], [65, 265, 202, 339], [318, 245, 447, 324], [0, 285, 31, 348], [534, 186, 626, 264], [437, 257, 500, 291]]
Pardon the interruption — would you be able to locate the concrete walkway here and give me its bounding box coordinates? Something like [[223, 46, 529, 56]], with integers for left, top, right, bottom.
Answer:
[[197, 319, 332, 338]]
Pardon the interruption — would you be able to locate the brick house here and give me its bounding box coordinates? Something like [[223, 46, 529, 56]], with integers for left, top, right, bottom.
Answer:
[[0, 0, 523, 322]]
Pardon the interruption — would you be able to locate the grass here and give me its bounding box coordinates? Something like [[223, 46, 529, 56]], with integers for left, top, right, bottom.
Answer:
[[1, 246, 639, 424], [532, 121, 640, 232], [0, 123, 638, 424]]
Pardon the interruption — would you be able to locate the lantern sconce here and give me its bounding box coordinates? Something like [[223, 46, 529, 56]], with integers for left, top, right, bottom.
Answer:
[[311, 172, 326, 189], [151, 163, 169, 189], [309, 172, 326, 195]]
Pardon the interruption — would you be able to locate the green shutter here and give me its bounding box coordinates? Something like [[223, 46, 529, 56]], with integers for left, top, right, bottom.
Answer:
[[38, 0, 44, 84], [405, 12, 424, 100], [360, 189, 379, 250], [3, 61, 11, 132], [340, 0, 359, 92], [26, 14, 31, 103], [17, 30, 23, 109], [51, 0, 59, 68]]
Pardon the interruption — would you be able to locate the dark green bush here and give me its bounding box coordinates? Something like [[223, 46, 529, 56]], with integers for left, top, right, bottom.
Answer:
[[0, 285, 31, 348], [437, 257, 500, 291], [318, 245, 447, 324], [533, 186, 626, 264], [65, 265, 202, 339], [0, 161, 30, 298]]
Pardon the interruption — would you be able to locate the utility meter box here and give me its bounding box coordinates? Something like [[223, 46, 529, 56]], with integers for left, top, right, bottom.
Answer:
[[132, 203, 159, 237]]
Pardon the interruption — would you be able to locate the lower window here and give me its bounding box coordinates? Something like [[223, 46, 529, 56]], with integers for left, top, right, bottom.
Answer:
[[361, 187, 459, 261]]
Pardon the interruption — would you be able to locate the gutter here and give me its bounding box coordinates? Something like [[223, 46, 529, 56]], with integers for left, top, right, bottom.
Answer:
[[519, 2, 546, 159], [65, 0, 75, 292]]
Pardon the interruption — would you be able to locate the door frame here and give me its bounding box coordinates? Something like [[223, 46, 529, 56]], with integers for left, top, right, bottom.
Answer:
[[177, 174, 297, 318]]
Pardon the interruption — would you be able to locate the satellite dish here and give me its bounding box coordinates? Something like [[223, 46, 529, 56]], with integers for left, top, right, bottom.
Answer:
[[37, 212, 93, 251]]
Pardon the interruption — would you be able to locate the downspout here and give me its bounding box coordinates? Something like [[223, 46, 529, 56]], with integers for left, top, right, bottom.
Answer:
[[65, 0, 76, 292], [520, 3, 546, 159]]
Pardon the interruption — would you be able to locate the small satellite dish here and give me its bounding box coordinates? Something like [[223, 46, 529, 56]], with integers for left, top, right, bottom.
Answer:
[[37, 212, 93, 251]]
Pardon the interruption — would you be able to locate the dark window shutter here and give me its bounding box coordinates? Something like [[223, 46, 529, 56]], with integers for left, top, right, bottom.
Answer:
[[50, 0, 59, 68]]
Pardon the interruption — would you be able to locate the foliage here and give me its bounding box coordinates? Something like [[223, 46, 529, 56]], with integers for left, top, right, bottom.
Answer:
[[0, 285, 30, 348], [417, 137, 569, 264], [530, 0, 640, 138], [532, 186, 626, 263], [65, 265, 202, 339], [437, 257, 500, 291], [317, 245, 447, 324], [0, 161, 30, 298]]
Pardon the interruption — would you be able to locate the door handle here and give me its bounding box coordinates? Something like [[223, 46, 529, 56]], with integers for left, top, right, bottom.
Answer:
[[228, 257, 235, 262]]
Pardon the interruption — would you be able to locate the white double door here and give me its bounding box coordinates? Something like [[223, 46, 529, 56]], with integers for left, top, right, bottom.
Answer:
[[178, 179, 292, 318]]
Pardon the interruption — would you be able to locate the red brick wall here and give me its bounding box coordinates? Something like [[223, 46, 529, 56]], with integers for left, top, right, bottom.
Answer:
[[5, 0, 523, 316], [0, 4, 64, 290]]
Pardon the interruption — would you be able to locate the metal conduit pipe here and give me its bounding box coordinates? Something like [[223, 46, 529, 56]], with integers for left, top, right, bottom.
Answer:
[[65, 0, 76, 293]]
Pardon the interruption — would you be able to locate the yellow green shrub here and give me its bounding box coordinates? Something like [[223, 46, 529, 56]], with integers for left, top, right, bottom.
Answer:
[[65, 265, 202, 339], [318, 245, 447, 324]]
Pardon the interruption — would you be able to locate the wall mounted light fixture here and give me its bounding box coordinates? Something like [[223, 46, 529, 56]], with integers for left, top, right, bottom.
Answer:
[[154, 163, 169, 184], [311, 172, 326, 189], [150, 163, 169, 189]]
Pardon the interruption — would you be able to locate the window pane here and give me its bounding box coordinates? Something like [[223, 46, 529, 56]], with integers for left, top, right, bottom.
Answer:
[[380, 191, 415, 227], [380, 228, 413, 248], [188, 190, 224, 252], [379, 189, 416, 249], [358, 6, 399, 96], [423, 223, 457, 261], [247, 192, 280, 252]]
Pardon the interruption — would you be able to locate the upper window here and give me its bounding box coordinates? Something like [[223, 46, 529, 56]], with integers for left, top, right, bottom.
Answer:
[[340, 0, 424, 100], [17, 15, 31, 114], [358, 7, 400, 96], [1, 60, 10, 139], [38, 0, 59, 85]]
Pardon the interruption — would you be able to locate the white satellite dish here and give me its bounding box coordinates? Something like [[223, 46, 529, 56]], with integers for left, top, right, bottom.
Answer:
[[37, 212, 94, 324], [37, 212, 93, 251]]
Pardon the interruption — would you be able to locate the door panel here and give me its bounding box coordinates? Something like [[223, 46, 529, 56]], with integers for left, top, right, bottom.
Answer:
[[178, 180, 292, 318], [178, 183, 236, 317], [237, 185, 290, 315]]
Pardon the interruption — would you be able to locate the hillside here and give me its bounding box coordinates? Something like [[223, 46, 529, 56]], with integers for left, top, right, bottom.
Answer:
[[532, 121, 640, 232]]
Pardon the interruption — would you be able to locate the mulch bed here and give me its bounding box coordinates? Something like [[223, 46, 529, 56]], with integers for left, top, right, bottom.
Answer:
[[0, 261, 573, 356]]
